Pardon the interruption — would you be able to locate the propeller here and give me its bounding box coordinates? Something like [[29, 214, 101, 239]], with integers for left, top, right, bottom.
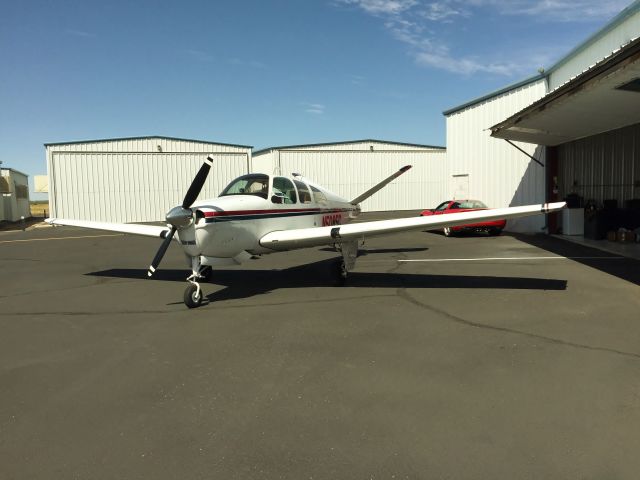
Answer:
[[147, 156, 214, 277]]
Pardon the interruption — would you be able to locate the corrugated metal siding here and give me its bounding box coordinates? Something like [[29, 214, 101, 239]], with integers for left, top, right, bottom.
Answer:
[[0, 171, 8, 221], [558, 122, 640, 205], [278, 150, 447, 211], [0, 170, 30, 221], [549, 14, 640, 91], [446, 79, 548, 232], [48, 145, 250, 222], [11, 170, 30, 219], [251, 150, 276, 174]]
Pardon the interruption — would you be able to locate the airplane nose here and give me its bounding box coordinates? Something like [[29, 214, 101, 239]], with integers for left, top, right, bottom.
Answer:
[[166, 206, 193, 228]]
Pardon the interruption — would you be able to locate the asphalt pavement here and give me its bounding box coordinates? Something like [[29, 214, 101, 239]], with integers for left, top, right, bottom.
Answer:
[[1, 217, 640, 479]]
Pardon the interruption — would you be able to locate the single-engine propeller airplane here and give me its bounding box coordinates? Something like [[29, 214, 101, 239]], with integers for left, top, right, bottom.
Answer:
[[47, 156, 565, 308]]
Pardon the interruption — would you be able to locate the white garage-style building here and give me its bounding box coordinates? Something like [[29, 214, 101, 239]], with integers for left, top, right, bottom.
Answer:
[[1, 167, 30, 222], [45, 136, 252, 222], [252, 140, 447, 212], [444, 1, 640, 234]]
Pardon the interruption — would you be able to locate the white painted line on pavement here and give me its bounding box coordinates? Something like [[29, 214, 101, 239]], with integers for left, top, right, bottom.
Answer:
[[399, 256, 624, 262], [0, 234, 124, 244]]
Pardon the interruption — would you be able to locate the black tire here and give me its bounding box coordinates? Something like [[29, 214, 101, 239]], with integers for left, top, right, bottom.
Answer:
[[443, 227, 454, 237], [489, 228, 502, 236], [335, 259, 347, 285], [184, 284, 203, 308]]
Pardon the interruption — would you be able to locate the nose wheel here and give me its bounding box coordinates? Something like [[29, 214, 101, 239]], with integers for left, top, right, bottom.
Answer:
[[183, 256, 206, 308], [184, 283, 203, 309]]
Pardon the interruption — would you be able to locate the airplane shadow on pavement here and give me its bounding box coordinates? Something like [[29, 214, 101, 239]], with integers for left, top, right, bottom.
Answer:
[[87, 257, 567, 304]]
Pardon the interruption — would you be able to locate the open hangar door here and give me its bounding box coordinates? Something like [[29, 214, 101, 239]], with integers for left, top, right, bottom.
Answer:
[[554, 124, 640, 240], [491, 36, 640, 244]]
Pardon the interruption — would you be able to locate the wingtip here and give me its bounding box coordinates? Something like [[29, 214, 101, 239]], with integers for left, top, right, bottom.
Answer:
[[400, 165, 412, 172]]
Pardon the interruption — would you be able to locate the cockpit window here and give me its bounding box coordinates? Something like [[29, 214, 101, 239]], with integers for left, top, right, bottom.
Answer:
[[294, 180, 312, 204], [272, 177, 297, 204], [310, 185, 327, 205], [435, 201, 449, 211], [220, 174, 269, 199]]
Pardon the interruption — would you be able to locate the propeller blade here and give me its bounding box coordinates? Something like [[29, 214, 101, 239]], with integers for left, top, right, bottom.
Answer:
[[147, 227, 176, 277], [182, 156, 214, 209]]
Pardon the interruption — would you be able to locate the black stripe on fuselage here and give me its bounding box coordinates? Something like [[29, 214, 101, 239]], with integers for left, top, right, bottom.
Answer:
[[204, 208, 353, 223]]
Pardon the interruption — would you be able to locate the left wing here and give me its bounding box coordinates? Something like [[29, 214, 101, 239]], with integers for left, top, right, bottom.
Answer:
[[260, 202, 565, 251], [46, 218, 172, 239]]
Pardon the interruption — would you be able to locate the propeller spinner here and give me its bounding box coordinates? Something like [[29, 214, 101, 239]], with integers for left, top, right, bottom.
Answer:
[[147, 155, 214, 277]]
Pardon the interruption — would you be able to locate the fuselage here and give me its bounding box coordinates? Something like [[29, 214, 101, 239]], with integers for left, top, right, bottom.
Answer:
[[179, 173, 360, 258]]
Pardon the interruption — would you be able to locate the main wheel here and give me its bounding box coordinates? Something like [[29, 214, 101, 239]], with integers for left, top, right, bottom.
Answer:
[[443, 227, 453, 237], [334, 259, 347, 285], [184, 284, 203, 308]]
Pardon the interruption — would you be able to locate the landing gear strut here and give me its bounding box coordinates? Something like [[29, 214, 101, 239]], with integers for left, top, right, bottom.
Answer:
[[334, 240, 358, 285], [184, 256, 206, 308]]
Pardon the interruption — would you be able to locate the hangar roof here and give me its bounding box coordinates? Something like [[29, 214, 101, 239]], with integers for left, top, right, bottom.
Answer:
[[44, 135, 253, 149], [443, 0, 640, 116], [253, 139, 445, 156], [490, 36, 640, 146], [0, 167, 29, 178]]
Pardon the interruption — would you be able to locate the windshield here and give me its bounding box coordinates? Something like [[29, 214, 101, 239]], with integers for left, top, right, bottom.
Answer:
[[220, 174, 269, 199], [458, 200, 488, 209]]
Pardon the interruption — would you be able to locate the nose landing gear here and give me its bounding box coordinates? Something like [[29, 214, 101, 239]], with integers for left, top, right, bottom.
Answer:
[[184, 283, 203, 309], [183, 256, 207, 308]]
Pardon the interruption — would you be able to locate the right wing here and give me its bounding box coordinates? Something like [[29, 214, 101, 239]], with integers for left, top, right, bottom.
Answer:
[[260, 202, 566, 251], [46, 218, 172, 239]]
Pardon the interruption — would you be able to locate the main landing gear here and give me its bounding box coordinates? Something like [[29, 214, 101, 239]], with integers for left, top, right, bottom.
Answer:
[[334, 240, 359, 285]]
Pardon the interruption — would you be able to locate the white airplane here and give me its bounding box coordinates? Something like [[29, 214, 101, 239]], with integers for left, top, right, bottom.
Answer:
[[47, 156, 565, 308]]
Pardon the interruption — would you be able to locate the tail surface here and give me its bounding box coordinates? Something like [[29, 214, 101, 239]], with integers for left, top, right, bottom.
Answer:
[[350, 165, 412, 205]]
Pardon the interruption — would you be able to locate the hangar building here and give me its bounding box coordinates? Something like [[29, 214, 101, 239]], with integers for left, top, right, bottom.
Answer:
[[1, 168, 30, 222], [444, 1, 640, 235], [252, 140, 446, 212], [45, 136, 252, 222]]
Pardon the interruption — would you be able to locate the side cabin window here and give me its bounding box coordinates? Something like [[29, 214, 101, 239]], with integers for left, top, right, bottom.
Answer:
[[310, 185, 327, 205], [294, 180, 312, 204], [271, 177, 297, 204], [220, 174, 269, 199]]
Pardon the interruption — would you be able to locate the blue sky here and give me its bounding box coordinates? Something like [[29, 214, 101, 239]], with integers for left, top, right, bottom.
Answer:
[[0, 0, 634, 198]]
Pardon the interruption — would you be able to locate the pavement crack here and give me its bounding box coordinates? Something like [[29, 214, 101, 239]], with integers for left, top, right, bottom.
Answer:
[[397, 289, 640, 361]]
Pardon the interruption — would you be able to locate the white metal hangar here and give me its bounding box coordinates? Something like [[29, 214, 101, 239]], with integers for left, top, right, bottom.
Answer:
[[444, 0, 640, 234], [0, 167, 30, 222], [45, 136, 252, 222], [252, 139, 447, 212]]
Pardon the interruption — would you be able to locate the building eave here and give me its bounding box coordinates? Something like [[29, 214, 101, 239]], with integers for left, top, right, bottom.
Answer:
[[44, 135, 253, 150], [253, 139, 445, 156]]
